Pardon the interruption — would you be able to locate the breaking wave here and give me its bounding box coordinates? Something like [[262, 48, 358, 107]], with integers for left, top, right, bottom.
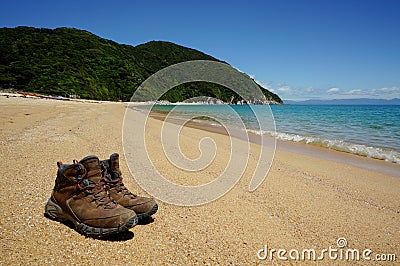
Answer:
[[247, 129, 400, 164]]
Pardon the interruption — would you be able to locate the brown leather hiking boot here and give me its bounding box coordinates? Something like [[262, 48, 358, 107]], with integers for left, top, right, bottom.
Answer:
[[101, 153, 158, 220], [44, 156, 138, 237]]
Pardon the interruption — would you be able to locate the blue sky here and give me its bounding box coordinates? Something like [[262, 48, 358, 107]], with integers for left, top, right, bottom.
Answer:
[[1, 0, 399, 100]]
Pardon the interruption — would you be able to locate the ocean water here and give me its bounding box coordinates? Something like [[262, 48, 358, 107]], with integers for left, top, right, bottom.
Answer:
[[146, 104, 400, 164]]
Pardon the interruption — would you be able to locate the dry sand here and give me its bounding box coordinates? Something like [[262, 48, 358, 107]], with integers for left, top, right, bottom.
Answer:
[[0, 95, 399, 265]]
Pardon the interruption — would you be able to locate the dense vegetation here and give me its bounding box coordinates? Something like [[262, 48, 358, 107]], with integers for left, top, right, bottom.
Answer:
[[0, 26, 282, 103]]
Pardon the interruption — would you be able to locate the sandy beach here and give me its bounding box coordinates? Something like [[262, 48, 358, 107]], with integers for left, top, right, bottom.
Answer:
[[0, 95, 399, 265]]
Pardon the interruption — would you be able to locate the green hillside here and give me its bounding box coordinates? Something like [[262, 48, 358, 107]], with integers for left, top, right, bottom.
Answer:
[[0, 26, 282, 103]]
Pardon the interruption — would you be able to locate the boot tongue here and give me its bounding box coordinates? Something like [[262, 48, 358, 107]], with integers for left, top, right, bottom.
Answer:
[[79, 155, 102, 183], [109, 153, 122, 179]]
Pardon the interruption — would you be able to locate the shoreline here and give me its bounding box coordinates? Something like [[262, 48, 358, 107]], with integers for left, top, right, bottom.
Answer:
[[130, 103, 400, 165], [146, 107, 400, 177]]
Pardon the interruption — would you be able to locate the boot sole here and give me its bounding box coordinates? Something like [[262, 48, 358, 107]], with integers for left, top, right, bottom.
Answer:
[[137, 203, 158, 220], [44, 198, 138, 237]]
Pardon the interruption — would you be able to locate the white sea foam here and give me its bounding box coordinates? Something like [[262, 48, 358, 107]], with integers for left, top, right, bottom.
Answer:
[[246, 129, 400, 164]]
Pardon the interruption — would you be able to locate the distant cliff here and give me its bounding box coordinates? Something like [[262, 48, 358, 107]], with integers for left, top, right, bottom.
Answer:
[[0, 26, 283, 104]]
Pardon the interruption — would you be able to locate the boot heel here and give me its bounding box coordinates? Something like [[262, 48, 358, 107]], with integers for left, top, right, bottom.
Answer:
[[45, 198, 67, 222]]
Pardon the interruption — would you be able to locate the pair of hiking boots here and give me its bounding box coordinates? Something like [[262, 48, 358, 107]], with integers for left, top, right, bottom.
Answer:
[[44, 153, 157, 237]]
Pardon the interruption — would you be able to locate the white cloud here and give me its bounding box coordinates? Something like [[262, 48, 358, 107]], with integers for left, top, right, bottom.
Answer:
[[277, 86, 292, 94], [375, 87, 400, 94], [305, 87, 315, 93], [258, 81, 272, 90], [345, 89, 363, 95], [326, 87, 341, 93], [249, 74, 272, 91], [343, 87, 400, 98], [270, 82, 399, 100]]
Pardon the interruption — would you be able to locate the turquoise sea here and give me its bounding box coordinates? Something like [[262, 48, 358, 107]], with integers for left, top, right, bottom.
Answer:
[[147, 104, 400, 164]]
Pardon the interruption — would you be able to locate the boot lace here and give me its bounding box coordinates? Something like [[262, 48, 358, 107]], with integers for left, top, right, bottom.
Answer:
[[76, 176, 117, 209], [101, 166, 137, 199], [109, 178, 137, 198]]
